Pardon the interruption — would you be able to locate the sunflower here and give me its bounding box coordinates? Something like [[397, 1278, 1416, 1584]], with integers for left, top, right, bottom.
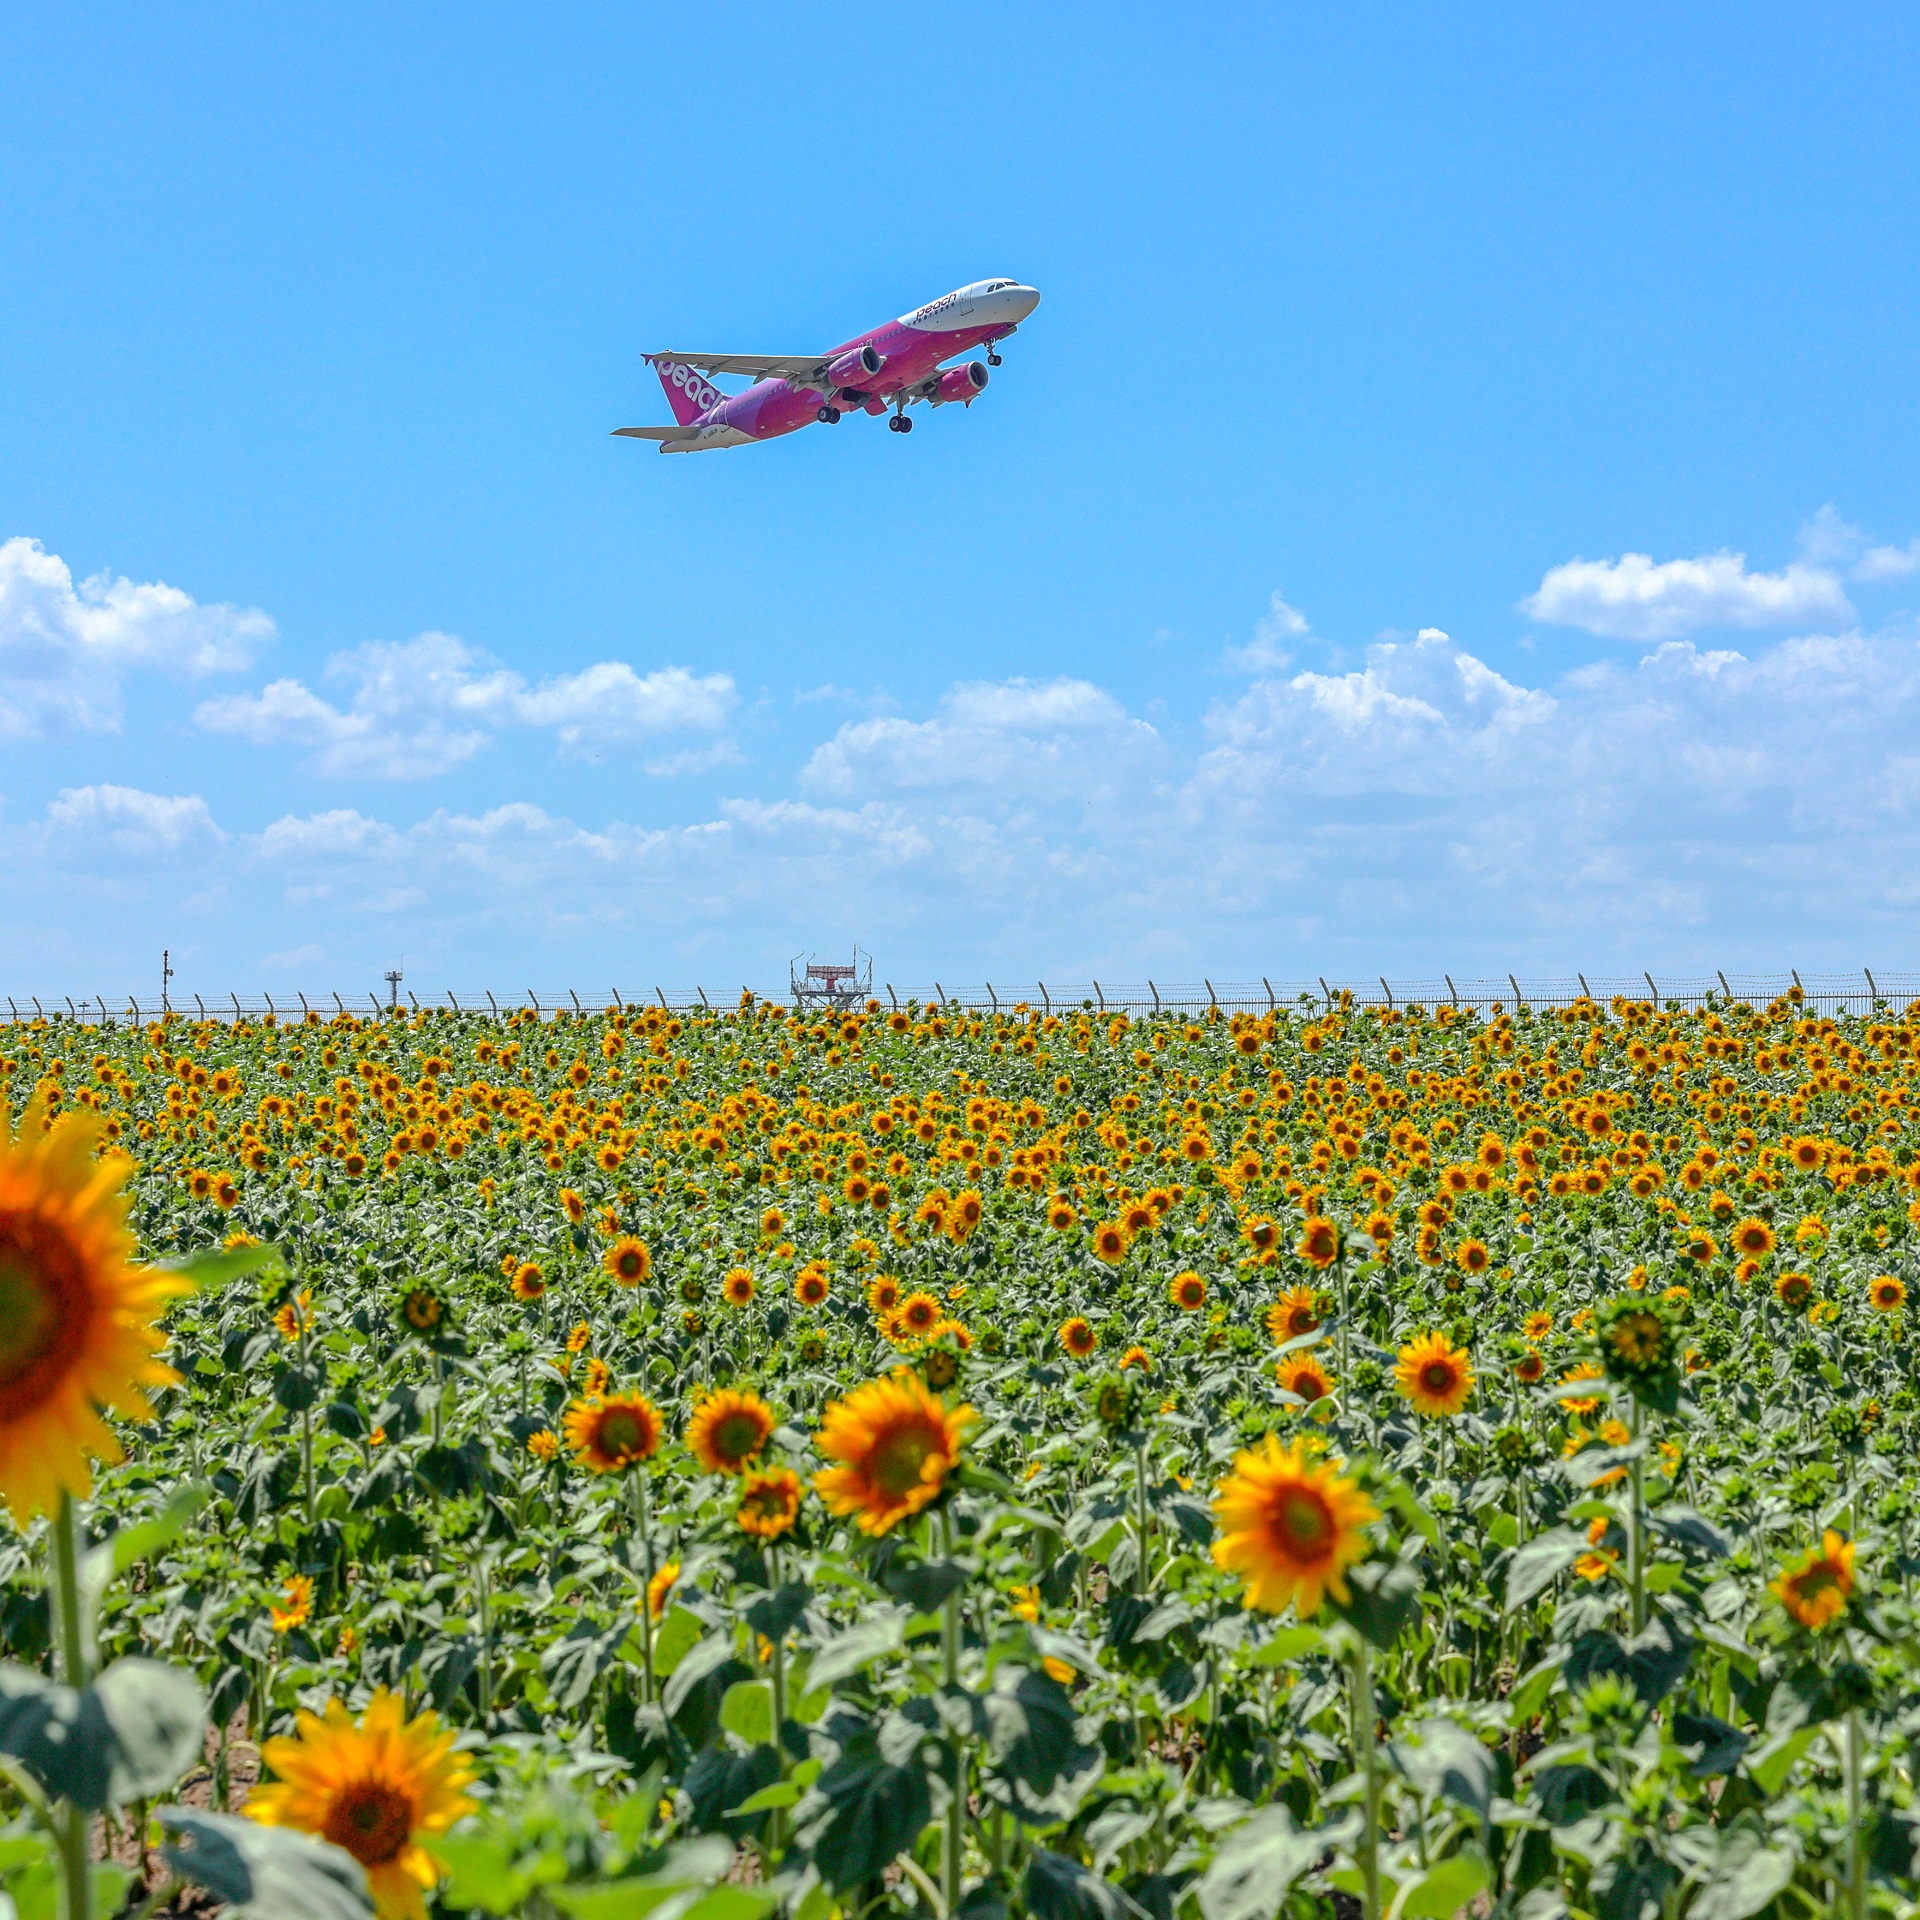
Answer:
[[866, 1274, 902, 1314], [1266, 1287, 1321, 1343], [1169, 1271, 1207, 1311], [686, 1387, 777, 1475], [1121, 1200, 1156, 1237], [1559, 1362, 1605, 1415], [0, 1103, 191, 1521], [603, 1236, 651, 1288], [1776, 1270, 1813, 1310], [527, 1429, 559, 1462], [737, 1466, 803, 1539], [1298, 1217, 1341, 1268], [400, 1286, 444, 1333], [1092, 1222, 1129, 1263], [510, 1261, 545, 1300], [760, 1206, 785, 1238], [274, 1288, 313, 1341], [1276, 1353, 1333, 1405], [1047, 1198, 1077, 1232], [563, 1392, 663, 1473], [560, 1188, 586, 1224], [1513, 1348, 1545, 1384], [1120, 1344, 1152, 1372], [1455, 1239, 1490, 1275], [794, 1266, 830, 1306], [812, 1368, 975, 1536], [1395, 1332, 1474, 1417], [1870, 1274, 1906, 1313], [1211, 1434, 1378, 1617], [1772, 1530, 1855, 1631], [1732, 1217, 1775, 1258], [1522, 1310, 1552, 1340], [645, 1560, 681, 1618], [722, 1269, 756, 1307], [898, 1291, 944, 1338], [246, 1689, 476, 1920], [271, 1573, 314, 1632], [580, 1357, 611, 1399], [1058, 1317, 1097, 1359]]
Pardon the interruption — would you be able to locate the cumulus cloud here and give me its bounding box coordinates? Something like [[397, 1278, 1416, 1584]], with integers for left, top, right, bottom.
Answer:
[[0, 537, 271, 737], [1856, 539, 1920, 583], [42, 785, 226, 857], [1523, 548, 1853, 641], [195, 632, 737, 778], [801, 676, 1157, 800], [1224, 589, 1311, 673]]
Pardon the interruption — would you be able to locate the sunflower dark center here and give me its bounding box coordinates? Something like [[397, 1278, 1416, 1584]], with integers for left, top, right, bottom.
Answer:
[[872, 1421, 938, 1498], [1273, 1488, 1333, 1557], [598, 1409, 649, 1458], [0, 1216, 91, 1418], [1422, 1362, 1455, 1393], [324, 1779, 414, 1866], [712, 1412, 764, 1462]]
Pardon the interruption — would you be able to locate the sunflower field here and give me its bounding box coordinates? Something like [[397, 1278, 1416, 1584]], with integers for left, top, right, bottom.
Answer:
[[3, 986, 1920, 1920]]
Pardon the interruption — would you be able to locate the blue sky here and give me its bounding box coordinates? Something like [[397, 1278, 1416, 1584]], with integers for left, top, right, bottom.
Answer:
[[4, 4, 1919, 1002]]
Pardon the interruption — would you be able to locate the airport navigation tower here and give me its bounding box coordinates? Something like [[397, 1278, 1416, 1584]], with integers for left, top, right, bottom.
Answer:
[[790, 949, 872, 1013]]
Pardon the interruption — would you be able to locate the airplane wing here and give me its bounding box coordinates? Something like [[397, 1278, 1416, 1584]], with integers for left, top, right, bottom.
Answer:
[[612, 425, 705, 441], [648, 351, 828, 383]]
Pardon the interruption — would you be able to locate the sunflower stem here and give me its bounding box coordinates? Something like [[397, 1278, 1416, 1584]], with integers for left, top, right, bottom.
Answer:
[[1627, 1396, 1647, 1635], [50, 1496, 93, 1920], [1847, 1705, 1866, 1920], [768, 1542, 789, 1856], [1133, 1434, 1151, 1597], [1348, 1633, 1382, 1920], [939, 1510, 966, 1919], [632, 1470, 657, 1704]]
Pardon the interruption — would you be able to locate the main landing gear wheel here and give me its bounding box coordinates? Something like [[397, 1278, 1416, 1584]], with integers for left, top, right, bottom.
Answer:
[[987, 350, 1002, 365], [816, 406, 840, 424], [889, 414, 913, 433]]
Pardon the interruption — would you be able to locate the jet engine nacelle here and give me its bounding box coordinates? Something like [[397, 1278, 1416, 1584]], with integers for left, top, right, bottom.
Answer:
[[936, 362, 989, 404], [828, 344, 885, 390]]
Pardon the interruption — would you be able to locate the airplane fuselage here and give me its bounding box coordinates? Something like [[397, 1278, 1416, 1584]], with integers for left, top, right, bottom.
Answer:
[[648, 280, 1040, 452]]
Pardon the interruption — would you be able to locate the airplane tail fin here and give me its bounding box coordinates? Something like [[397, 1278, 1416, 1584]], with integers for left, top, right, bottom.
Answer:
[[649, 355, 722, 426]]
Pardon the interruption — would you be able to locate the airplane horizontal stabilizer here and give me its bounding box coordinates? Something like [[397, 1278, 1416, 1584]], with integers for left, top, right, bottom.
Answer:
[[612, 426, 702, 441]]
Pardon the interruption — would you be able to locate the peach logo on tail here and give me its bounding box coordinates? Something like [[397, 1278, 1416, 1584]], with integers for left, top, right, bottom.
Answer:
[[668, 363, 723, 412]]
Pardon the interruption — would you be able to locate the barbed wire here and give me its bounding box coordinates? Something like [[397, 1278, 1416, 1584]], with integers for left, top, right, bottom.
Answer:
[[2, 968, 1915, 1026]]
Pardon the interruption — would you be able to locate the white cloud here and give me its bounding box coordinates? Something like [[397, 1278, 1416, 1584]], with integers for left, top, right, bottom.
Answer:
[[1523, 549, 1853, 640], [195, 632, 737, 778], [0, 537, 271, 737], [42, 785, 226, 856], [1225, 589, 1311, 672], [1857, 539, 1920, 583]]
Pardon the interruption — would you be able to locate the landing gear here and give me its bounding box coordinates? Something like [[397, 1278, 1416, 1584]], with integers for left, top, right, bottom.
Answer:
[[888, 413, 913, 433], [986, 349, 1002, 366], [816, 405, 840, 424]]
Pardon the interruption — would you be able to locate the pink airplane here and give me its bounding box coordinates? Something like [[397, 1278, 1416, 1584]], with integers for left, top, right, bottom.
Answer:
[[614, 278, 1040, 453]]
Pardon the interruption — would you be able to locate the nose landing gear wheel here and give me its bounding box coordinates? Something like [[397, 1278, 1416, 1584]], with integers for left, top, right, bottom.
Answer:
[[816, 406, 840, 424], [987, 351, 1002, 365]]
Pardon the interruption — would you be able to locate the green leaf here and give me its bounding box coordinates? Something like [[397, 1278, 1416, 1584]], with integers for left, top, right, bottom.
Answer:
[[1745, 1726, 1818, 1797], [0, 1659, 205, 1811], [1687, 1831, 1795, 1920], [1503, 1531, 1587, 1611], [793, 1718, 933, 1892], [421, 1831, 564, 1913], [1331, 1556, 1422, 1650], [161, 1242, 286, 1293], [1025, 1848, 1143, 1920], [1195, 1808, 1322, 1920], [1390, 1720, 1496, 1819], [1251, 1626, 1325, 1667], [650, 1605, 707, 1679], [159, 1807, 372, 1919], [808, 1612, 907, 1689], [983, 1665, 1097, 1800], [1394, 1851, 1489, 1920], [719, 1680, 773, 1747], [726, 1779, 802, 1815]]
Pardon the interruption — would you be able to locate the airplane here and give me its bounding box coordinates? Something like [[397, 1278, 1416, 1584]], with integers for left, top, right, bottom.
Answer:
[[613, 278, 1040, 454]]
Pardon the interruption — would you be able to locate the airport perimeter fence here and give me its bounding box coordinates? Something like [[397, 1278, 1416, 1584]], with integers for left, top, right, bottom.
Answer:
[[2, 969, 1917, 1028]]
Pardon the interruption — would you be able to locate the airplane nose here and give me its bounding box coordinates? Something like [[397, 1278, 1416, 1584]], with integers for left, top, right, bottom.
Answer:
[[1009, 284, 1040, 319]]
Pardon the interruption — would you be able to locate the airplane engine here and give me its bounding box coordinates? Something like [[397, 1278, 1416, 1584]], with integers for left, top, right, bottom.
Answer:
[[827, 344, 885, 391], [936, 362, 989, 404]]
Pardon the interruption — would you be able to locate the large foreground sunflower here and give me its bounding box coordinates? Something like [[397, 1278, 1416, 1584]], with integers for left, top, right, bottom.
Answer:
[[813, 1368, 975, 1536], [686, 1386, 776, 1475], [1211, 1434, 1378, 1617], [0, 1101, 190, 1521], [247, 1689, 476, 1920]]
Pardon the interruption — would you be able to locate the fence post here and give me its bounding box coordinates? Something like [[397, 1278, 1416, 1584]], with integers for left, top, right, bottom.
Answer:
[[409, 992, 419, 1013], [935, 982, 945, 1008], [1093, 981, 1104, 1011], [1038, 982, 1049, 1014], [655, 989, 667, 1010], [1717, 972, 1731, 1000], [698, 988, 710, 1011], [6, 1000, 15, 1021], [195, 997, 205, 1019], [1509, 973, 1525, 1010], [129, 1000, 139, 1024], [1379, 977, 1393, 1009], [1264, 977, 1275, 1011], [1644, 972, 1658, 1006], [1791, 969, 1803, 996], [1149, 980, 1161, 1014], [487, 992, 499, 1017], [369, 994, 380, 1013], [65, 998, 76, 1020], [1865, 968, 1879, 1001], [1205, 979, 1218, 1011], [448, 994, 460, 1013], [333, 993, 346, 1015], [529, 993, 542, 1014], [1318, 976, 1331, 1009], [298, 994, 310, 1019], [888, 984, 899, 1011], [610, 988, 623, 1011], [1576, 973, 1589, 1001], [34, 1000, 45, 1019], [1445, 975, 1458, 1008]]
